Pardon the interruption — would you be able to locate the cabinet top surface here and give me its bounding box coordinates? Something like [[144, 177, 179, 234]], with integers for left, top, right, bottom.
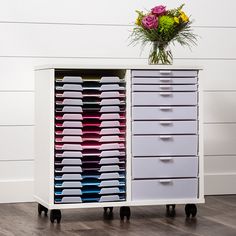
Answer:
[[35, 64, 202, 71]]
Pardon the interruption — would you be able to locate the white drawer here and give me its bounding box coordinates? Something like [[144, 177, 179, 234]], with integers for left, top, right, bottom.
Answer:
[[132, 179, 198, 200], [132, 107, 197, 120], [132, 70, 198, 78], [132, 92, 197, 106], [132, 157, 198, 179], [132, 121, 197, 134], [132, 135, 198, 156], [132, 84, 197, 92]]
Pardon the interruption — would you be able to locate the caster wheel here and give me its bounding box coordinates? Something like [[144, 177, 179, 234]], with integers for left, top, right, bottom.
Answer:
[[166, 204, 176, 217], [38, 204, 48, 216], [185, 204, 197, 218], [50, 210, 62, 223], [104, 207, 113, 214], [120, 206, 131, 221]]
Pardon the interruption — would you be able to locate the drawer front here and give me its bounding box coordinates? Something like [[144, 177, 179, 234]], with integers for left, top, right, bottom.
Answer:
[[132, 135, 198, 156], [132, 107, 197, 120], [132, 92, 197, 106], [132, 121, 197, 135], [132, 157, 198, 179], [132, 70, 198, 78], [132, 179, 198, 200], [132, 84, 197, 92]]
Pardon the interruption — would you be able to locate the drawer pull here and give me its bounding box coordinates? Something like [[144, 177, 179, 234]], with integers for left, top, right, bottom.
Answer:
[[159, 157, 173, 161], [160, 135, 172, 139], [159, 78, 172, 82], [159, 107, 172, 110], [159, 121, 173, 125], [160, 85, 172, 89], [160, 70, 172, 75], [160, 92, 172, 96], [159, 179, 173, 183]]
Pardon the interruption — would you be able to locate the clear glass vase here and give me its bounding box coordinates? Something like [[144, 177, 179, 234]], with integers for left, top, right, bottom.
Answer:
[[148, 42, 173, 65]]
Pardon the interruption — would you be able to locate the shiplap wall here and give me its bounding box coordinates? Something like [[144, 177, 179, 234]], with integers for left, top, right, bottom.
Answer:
[[1, 0, 236, 202]]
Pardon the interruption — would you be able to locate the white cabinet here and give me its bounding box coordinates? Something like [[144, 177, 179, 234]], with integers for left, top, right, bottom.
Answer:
[[34, 65, 204, 223]]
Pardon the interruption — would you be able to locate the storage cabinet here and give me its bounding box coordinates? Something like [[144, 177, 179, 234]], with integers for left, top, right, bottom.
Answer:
[[35, 65, 204, 223]]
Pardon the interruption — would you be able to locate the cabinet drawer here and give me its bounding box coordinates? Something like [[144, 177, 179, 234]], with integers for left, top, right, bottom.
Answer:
[[132, 135, 198, 156], [132, 179, 198, 200], [132, 84, 197, 92], [132, 121, 197, 134], [132, 107, 197, 120], [132, 92, 197, 106], [132, 157, 198, 179], [132, 70, 198, 78]]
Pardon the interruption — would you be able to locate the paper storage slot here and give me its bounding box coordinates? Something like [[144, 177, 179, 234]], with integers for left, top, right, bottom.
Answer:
[[132, 121, 197, 135], [56, 91, 83, 98], [55, 174, 82, 180], [56, 76, 83, 83], [99, 165, 121, 172], [132, 92, 198, 106], [100, 84, 125, 91], [100, 76, 123, 83], [55, 159, 82, 165], [55, 129, 82, 135], [99, 106, 121, 113], [55, 121, 82, 128], [55, 181, 82, 188], [83, 135, 124, 143], [55, 151, 82, 158], [55, 189, 82, 196], [55, 166, 82, 173], [132, 157, 198, 179], [100, 99, 122, 106], [99, 187, 124, 195], [56, 99, 83, 106], [132, 135, 198, 156], [132, 107, 197, 121], [56, 114, 83, 120], [55, 197, 82, 203], [99, 195, 124, 202], [132, 178, 198, 200], [55, 144, 82, 151], [55, 136, 82, 143], [131, 69, 198, 78], [99, 158, 120, 165], [57, 106, 83, 113], [99, 172, 122, 180], [99, 180, 125, 187], [100, 91, 125, 98], [100, 150, 124, 158], [56, 84, 83, 91], [100, 128, 124, 135], [132, 84, 198, 92], [100, 113, 125, 120]]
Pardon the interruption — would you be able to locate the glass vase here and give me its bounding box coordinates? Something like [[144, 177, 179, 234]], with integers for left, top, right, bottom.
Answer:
[[148, 42, 173, 65]]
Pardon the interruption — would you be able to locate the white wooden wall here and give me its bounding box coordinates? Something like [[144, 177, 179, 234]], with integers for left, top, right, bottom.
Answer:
[[1, 0, 236, 202]]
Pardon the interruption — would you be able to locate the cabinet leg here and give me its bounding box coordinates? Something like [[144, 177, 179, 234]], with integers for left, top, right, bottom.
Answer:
[[38, 203, 48, 216], [50, 209, 62, 223]]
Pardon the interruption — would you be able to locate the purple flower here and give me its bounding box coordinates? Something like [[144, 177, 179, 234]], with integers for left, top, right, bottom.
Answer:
[[142, 14, 158, 29], [151, 5, 167, 16]]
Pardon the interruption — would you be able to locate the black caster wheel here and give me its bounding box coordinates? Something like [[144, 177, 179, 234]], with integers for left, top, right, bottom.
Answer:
[[104, 207, 113, 214], [166, 204, 176, 217], [38, 204, 48, 216], [120, 206, 131, 220], [50, 210, 62, 223], [185, 204, 197, 218]]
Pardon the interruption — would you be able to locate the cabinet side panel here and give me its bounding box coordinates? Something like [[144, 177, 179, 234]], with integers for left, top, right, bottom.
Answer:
[[34, 69, 54, 205]]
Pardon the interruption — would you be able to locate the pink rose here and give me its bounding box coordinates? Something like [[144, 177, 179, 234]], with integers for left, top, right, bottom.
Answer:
[[142, 14, 158, 29], [151, 5, 166, 16]]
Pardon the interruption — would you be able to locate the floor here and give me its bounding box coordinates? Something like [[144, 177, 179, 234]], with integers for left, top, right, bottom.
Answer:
[[0, 196, 236, 236]]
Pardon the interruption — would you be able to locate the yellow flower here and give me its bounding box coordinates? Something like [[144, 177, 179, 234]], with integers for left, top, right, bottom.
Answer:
[[135, 17, 142, 26], [179, 11, 189, 22], [174, 17, 179, 24]]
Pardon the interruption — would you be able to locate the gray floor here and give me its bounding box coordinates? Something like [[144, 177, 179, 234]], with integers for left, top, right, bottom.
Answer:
[[0, 196, 236, 236]]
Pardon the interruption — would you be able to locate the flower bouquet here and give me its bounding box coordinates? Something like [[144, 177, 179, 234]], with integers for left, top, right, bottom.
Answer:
[[131, 4, 197, 64]]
